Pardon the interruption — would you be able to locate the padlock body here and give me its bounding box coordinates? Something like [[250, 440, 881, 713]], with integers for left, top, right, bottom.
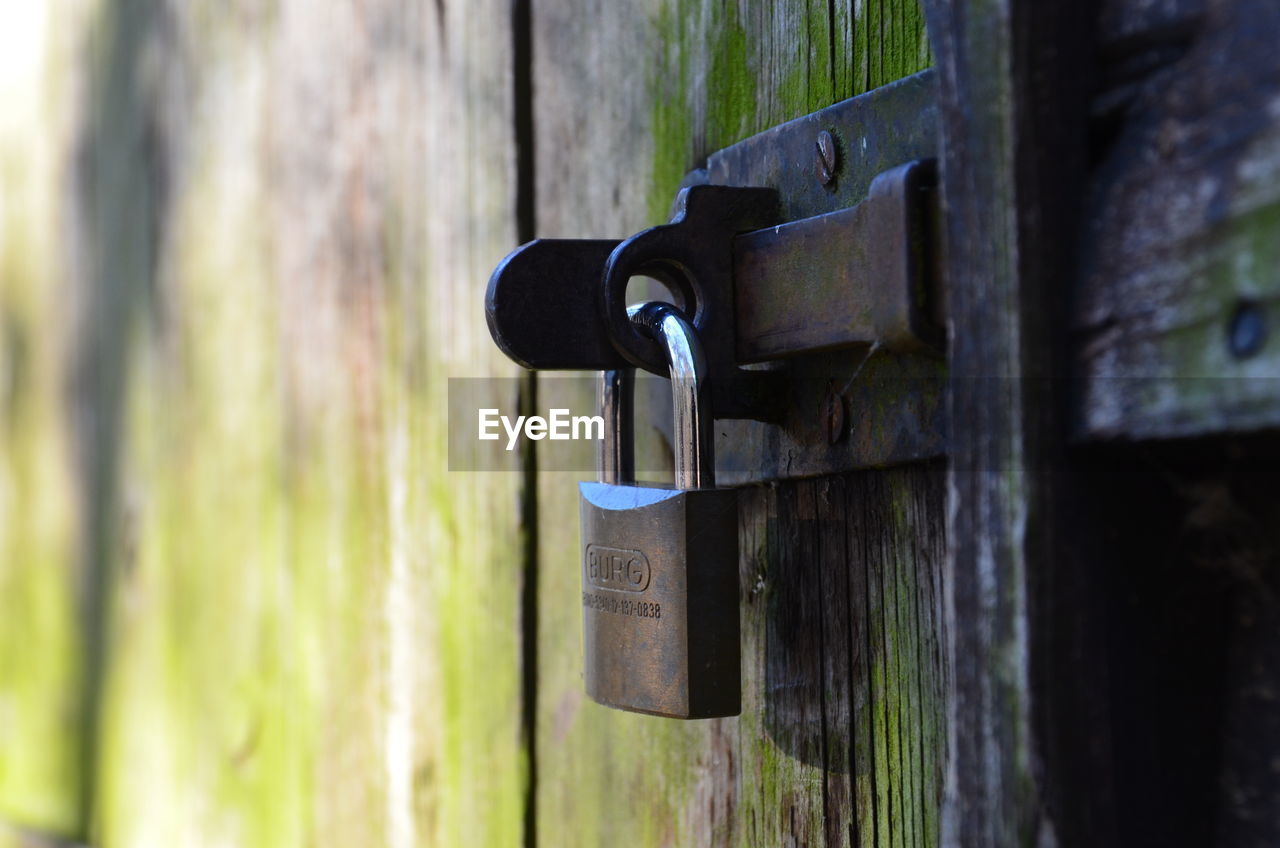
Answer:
[[578, 481, 740, 718]]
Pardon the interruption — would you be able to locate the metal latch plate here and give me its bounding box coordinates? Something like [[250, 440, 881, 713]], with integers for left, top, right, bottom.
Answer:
[[672, 69, 946, 482]]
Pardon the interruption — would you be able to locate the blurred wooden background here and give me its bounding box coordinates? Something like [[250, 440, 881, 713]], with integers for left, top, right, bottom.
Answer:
[[1, 1, 526, 844]]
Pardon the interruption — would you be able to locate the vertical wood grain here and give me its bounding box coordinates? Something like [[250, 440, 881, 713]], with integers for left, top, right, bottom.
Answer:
[[920, 0, 1099, 843], [532, 2, 937, 844], [0, 3, 86, 837], [1, 0, 528, 844]]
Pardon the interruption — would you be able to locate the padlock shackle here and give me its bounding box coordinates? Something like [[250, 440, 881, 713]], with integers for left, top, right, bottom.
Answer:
[[597, 368, 634, 484], [634, 303, 715, 490]]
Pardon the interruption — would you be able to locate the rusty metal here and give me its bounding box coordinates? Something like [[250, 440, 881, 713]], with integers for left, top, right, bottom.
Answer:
[[707, 69, 938, 221], [485, 68, 941, 379], [487, 175, 940, 373], [734, 159, 940, 362], [485, 68, 947, 481], [488, 163, 940, 419], [684, 355, 947, 485], [698, 68, 945, 482]]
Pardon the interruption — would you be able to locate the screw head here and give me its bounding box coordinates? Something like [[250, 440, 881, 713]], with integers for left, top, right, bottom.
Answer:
[[1229, 302, 1267, 360], [816, 130, 838, 186], [824, 389, 846, 444]]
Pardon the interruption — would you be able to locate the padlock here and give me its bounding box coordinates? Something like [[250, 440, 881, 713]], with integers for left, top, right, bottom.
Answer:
[[578, 302, 740, 718]]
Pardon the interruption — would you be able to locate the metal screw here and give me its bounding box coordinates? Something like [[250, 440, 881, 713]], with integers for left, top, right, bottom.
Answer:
[[824, 389, 846, 444], [816, 130, 838, 186], [1229, 302, 1267, 359]]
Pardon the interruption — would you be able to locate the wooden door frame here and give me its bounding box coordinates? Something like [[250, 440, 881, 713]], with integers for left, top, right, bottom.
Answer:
[[922, 1, 1108, 843]]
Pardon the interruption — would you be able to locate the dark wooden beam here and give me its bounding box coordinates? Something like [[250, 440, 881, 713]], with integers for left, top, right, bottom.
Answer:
[[1075, 0, 1280, 441], [919, 0, 1105, 842]]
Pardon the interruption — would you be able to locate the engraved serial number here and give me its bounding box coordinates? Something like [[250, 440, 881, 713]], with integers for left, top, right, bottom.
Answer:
[[582, 592, 662, 620]]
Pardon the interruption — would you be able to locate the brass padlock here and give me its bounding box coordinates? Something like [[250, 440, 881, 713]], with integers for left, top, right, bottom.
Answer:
[[578, 303, 740, 718]]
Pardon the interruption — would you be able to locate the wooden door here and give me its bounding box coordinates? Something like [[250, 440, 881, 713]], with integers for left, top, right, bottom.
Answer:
[[529, 4, 940, 846], [1, 3, 942, 846], [5, 1, 1279, 846]]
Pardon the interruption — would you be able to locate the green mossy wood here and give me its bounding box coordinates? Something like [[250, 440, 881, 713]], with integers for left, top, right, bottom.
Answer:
[[2, 0, 524, 845], [1076, 0, 1280, 440], [1, 1, 936, 846], [533, 2, 935, 845]]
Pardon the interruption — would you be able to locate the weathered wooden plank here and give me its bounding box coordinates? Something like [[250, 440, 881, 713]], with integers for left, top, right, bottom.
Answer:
[[815, 479, 854, 848], [1097, 0, 1205, 47], [863, 476, 895, 848], [533, 1, 936, 844], [532, 2, 718, 845], [911, 474, 945, 848], [728, 469, 947, 848], [0, 0, 528, 845], [1075, 0, 1280, 441], [845, 480, 878, 848], [920, 0, 1101, 843], [756, 481, 828, 845], [0, 3, 86, 836]]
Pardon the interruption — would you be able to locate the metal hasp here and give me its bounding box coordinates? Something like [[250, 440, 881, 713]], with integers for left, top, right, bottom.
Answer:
[[599, 185, 781, 420], [486, 69, 946, 479], [732, 159, 941, 362]]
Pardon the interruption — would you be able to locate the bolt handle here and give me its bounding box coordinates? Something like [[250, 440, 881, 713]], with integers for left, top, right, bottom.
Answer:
[[486, 238, 624, 370]]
